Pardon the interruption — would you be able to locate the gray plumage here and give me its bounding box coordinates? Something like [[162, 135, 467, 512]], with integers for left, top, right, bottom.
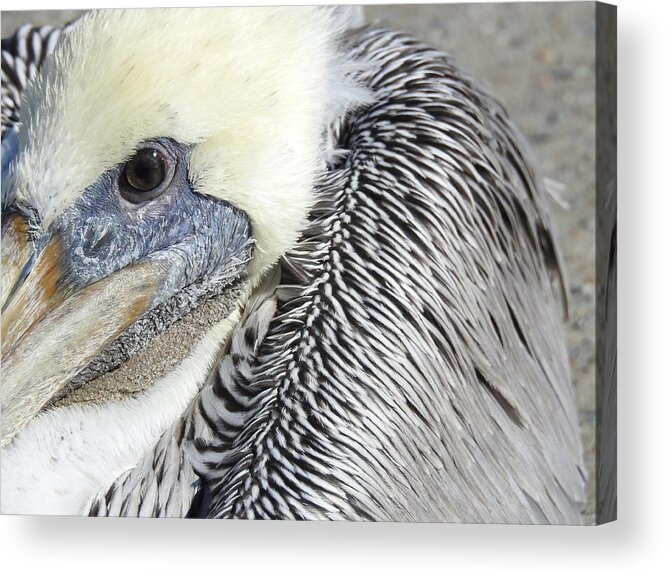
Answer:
[[1, 24, 72, 137], [1, 22, 585, 522]]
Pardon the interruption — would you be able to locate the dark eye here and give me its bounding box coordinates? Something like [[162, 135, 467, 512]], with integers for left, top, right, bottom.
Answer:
[[119, 146, 175, 204]]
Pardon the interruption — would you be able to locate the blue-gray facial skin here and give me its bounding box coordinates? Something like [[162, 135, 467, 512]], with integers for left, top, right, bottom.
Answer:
[[48, 137, 253, 304], [5, 137, 254, 387]]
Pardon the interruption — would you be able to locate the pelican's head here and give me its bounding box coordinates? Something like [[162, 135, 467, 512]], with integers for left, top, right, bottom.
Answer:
[[1, 7, 364, 446]]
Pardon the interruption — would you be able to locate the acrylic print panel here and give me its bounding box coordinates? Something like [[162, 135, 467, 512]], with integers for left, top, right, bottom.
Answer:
[[0, 3, 616, 524]]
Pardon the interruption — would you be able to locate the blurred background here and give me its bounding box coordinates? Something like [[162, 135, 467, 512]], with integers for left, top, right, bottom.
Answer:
[[1, 3, 596, 524]]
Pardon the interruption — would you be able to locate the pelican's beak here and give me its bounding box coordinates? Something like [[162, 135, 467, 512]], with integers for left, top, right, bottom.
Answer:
[[1, 213, 167, 447]]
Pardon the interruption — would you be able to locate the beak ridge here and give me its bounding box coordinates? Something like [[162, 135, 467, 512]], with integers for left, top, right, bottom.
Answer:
[[1, 226, 167, 447]]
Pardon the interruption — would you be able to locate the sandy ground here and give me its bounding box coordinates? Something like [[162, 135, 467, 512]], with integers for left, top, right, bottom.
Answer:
[[1, 4, 597, 524]]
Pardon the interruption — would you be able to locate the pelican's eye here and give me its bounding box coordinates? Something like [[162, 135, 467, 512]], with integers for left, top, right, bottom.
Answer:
[[119, 145, 175, 204]]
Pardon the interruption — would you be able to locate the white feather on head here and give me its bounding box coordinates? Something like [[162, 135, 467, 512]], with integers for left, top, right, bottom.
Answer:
[[1, 7, 372, 513], [12, 6, 368, 277]]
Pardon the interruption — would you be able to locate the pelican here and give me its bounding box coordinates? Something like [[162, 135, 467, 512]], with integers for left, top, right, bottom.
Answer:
[[0, 7, 585, 522]]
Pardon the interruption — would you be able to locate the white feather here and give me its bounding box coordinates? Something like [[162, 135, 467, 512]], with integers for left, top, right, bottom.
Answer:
[[11, 7, 368, 277], [0, 310, 239, 515]]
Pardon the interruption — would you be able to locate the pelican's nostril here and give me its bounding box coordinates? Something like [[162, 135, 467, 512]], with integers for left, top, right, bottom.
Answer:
[[77, 221, 114, 260], [86, 228, 113, 258]]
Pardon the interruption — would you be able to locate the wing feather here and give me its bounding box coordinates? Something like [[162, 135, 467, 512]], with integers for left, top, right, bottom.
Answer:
[[2, 23, 73, 136], [190, 29, 585, 523], [79, 26, 583, 522]]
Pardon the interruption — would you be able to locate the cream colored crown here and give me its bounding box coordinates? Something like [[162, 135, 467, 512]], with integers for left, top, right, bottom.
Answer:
[[12, 7, 363, 276]]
